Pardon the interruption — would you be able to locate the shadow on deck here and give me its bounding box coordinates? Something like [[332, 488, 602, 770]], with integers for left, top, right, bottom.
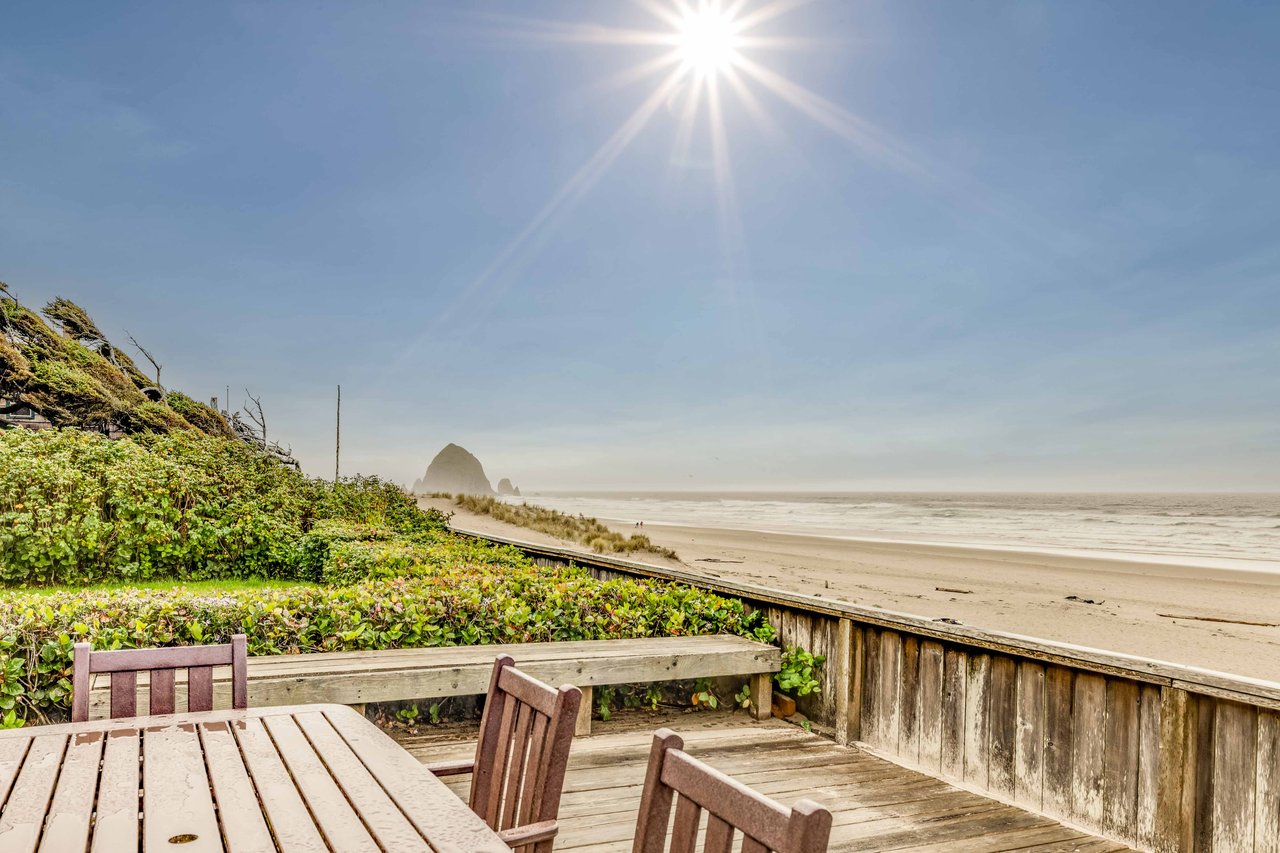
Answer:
[[397, 715, 1132, 853]]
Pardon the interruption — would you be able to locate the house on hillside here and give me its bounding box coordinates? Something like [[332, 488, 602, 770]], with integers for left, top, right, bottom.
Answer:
[[0, 397, 54, 431]]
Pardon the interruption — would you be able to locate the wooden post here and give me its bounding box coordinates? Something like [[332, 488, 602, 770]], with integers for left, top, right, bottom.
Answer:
[[575, 685, 593, 737], [334, 384, 341, 482], [749, 673, 772, 722]]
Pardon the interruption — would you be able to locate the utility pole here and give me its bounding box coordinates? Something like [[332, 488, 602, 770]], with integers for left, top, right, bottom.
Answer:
[[335, 384, 341, 482]]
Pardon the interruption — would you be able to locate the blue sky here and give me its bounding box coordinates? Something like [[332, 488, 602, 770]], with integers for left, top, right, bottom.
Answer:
[[3, 1, 1278, 490]]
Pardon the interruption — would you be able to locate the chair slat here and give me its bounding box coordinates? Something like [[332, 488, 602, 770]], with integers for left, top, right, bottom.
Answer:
[[518, 713, 550, 827], [704, 815, 735, 853], [497, 667, 560, 716], [501, 703, 534, 830], [71, 644, 90, 723], [231, 635, 248, 709], [88, 643, 234, 672], [149, 669, 175, 716], [477, 688, 518, 826], [669, 796, 703, 853], [110, 672, 137, 719], [188, 666, 214, 712]]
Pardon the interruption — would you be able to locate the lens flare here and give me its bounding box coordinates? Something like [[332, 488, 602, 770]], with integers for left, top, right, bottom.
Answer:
[[675, 3, 742, 77]]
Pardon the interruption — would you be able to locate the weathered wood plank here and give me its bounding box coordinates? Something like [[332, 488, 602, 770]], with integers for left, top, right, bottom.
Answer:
[[849, 623, 865, 743], [940, 647, 966, 780], [1071, 672, 1106, 828], [988, 655, 1017, 800], [142, 724, 223, 853], [835, 619, 854, 745], [0, 735, 30, 811], [1152, 686, 1193, 853], [1135, 684, 1161, 851], [1194, 695, 1217, 852], [900, 635, 921, 764], [963, 653, 991, 788], [0, 735, 66, 853], [37, 731, 103, 853], [878, 630, 903, 752], [811, 616, 839, 725], [1044, 666, 1075, 819], [918, 640, 944, 775], [861, 628, 880, 747], [1211, 700, 1257, 853], [1014, 660, 1045, 811], [199, 721, 276, 853], [1103, 679, 1140, 843], [1257, 709, 1280, 853], [90, 729, 139, 853]]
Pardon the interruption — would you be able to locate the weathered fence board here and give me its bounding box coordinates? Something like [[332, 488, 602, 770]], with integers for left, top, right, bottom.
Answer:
[[918, 640, 944, 774], [941, 646, 966, 780], [1015, 661, 1045, 811]]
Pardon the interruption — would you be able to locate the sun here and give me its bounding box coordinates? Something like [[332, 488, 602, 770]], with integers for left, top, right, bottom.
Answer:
[[674, 2, 743, 78]]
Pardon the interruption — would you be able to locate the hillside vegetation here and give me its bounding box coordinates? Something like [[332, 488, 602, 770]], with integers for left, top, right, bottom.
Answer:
[[0, 285, 230, 437]]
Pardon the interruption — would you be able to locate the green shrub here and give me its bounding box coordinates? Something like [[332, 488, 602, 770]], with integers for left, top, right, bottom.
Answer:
[[0, 428, 445, 586], [0, 562, 761, 726]]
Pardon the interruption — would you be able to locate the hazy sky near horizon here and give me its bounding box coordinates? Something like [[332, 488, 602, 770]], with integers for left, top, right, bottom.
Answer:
[[3, 1, 1278, 491]]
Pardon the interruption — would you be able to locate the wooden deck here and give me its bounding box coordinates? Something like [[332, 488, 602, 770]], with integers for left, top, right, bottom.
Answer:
[[401, 716, 1133, 853]]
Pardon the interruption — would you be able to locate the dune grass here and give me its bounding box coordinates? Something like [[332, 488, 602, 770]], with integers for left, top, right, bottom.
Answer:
[[452, 495, 678, 560]]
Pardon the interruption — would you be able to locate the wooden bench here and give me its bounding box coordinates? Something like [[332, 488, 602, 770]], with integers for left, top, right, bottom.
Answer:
[[86, 635, 781, 735]]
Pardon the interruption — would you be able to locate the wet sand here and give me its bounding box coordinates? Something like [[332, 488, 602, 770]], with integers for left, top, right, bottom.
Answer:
[[422, 498, 1280, 683]]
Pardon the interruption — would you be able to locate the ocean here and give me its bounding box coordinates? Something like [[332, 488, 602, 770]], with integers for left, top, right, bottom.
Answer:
[[516, 492, 1280, 571]]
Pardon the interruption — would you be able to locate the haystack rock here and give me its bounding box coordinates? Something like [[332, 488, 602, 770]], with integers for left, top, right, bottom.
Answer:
[[496, 478, 520, 496], [413, 443, 494, 495]]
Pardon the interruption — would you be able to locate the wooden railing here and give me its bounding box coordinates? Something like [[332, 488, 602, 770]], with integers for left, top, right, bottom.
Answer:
[[459, 529, 1280, 853]]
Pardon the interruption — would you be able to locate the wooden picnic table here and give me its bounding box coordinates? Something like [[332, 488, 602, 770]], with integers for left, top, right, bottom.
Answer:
[[0, 703, 509, 853]]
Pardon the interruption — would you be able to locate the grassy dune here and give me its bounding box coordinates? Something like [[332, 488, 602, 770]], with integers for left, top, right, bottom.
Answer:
[[452, 495, 678, 560]]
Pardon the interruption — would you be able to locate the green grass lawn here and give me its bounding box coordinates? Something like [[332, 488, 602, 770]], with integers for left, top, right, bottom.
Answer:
[[16, 578, 319, 596]]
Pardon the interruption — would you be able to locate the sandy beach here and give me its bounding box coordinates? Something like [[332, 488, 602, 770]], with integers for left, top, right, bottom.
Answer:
[[423, 497, 1280, 683]]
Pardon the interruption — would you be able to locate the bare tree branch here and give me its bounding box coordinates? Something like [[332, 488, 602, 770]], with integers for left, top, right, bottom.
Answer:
[[243, 389, 266, 449], [126, 330, 164, 388]]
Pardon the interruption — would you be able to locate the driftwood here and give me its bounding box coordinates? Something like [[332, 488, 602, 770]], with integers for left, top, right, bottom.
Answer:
[[1157, 613, 1280, 627]]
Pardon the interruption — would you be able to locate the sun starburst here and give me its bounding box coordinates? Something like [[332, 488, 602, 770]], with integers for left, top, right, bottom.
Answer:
[[673, 2, 744, 78], [408, 0, 929, 350]]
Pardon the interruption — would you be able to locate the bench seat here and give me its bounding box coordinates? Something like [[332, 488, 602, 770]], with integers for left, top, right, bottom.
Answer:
[[86, 634, 781, 734]]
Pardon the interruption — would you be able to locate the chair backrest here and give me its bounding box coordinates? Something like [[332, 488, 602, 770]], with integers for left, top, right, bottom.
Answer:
[[71, 635, 248, 722], [470, 654, 583, 839], [632, 729, 833, 853]]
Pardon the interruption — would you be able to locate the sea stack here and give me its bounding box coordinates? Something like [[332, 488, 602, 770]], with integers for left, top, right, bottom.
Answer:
[[413, 443, 494, 495], [496, 478, 520, 496]]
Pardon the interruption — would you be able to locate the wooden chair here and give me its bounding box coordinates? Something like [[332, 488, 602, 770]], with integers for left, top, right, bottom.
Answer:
[[429, 654, 583, 853], [71, 635, 248, 722], [632, 729, 833, 853]]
